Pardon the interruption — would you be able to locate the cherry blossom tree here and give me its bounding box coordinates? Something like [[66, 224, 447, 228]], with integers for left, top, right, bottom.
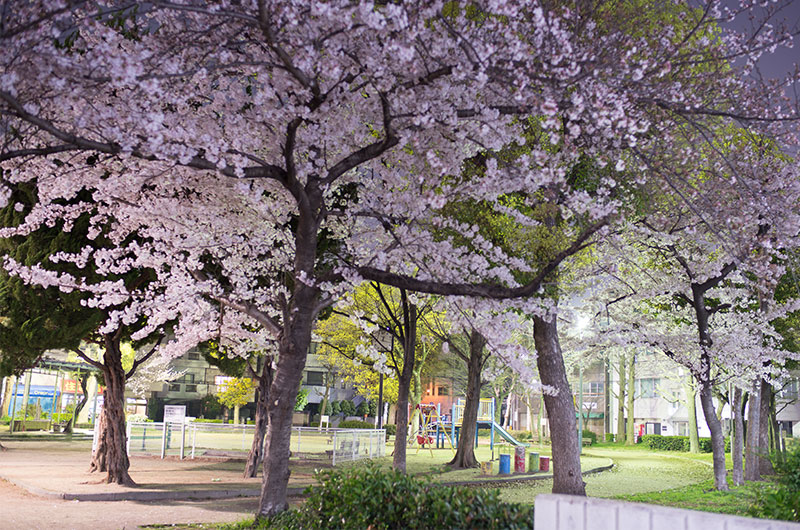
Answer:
[[1, 0, 797, 514]]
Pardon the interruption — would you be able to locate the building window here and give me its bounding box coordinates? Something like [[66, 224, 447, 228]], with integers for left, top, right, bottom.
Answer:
[[636, 378, 660, 398], [437, 386, 449, 396], [674, 421, 688, 436], [181, 373, 195, 383], [185, 384, 198, 393], [306, 371, 324, 386], [585, 382, 603, 394], [187, 351, 200, 360], [168, 383, 181, 392], [779, 380, 799, 400]]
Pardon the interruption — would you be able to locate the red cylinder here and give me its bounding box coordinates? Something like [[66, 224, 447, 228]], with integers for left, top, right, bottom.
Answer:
[[514, 446, 526, 473], [539, 456, 550, 472]]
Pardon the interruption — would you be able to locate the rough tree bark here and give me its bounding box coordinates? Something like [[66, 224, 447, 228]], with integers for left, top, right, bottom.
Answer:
[[745, 376, 763, 481], [625, 353, 636, 445], [392, 295, 417, 473], [257, 284, 315, 516], [686, 376, 700, 454], [88, 333, 135, 486], [448, 330, 486, 469], [533, 314, 585, 496], [698, 378, 729, 490], [760, 380, 775, 476], [616, 354, 626, 443], [244, 358, 272, 479], [732, 385, 744, 486]]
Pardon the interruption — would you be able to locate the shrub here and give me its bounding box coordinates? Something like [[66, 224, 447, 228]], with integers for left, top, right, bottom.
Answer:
[[384, 423, 396, 438], [775, 443, 800, 492], [193, 418, 225, 423], [640, 434, 730, 453], [257, 465, 534, 529], [368, 400, 377, 416], [581, 430, 597, 444], [51, 413, 73, 423], [0, 415, 10, 425], [338, 420, 374, 429], [749, 444, 800, 521], [339, 399, 356, 416], [329, 400, 340, 416], [356, 401, 369, 417], [604, 433, 614, 442]]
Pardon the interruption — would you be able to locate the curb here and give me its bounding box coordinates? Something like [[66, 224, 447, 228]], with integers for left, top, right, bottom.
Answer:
[[439, 461, 614, 489]]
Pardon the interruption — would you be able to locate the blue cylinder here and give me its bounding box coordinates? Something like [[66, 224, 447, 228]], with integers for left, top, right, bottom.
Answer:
[[499, 453, 511, 475]]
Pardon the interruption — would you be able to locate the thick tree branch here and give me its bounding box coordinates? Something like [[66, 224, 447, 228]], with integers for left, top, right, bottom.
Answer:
[[125, 335, 164, 380], [72, 347, 104, 371], [358, 217, 609, 299]]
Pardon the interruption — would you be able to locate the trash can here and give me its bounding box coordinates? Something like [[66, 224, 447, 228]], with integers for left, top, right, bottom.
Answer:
[[514, 446, 526, 473], [528, 452, 540, 472], [539, 455, 550, 472], [499, 453, 511, 475], [481, 461, 493, 475]]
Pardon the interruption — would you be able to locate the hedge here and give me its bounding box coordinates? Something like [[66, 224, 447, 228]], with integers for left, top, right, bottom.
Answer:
[[255, 465, 534, 529], [640, 434, 730, 453], [338, 420, 374, 429]]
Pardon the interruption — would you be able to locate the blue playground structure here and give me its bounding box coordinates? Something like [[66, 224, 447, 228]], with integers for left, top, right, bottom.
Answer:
[[424, 397, 529, 451]]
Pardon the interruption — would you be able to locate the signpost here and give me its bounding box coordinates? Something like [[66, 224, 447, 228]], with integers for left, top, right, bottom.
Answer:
[[164, 404, 186, 423]]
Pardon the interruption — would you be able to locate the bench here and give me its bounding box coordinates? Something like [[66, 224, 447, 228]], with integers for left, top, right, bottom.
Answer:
[[582, 437, 593, 447]]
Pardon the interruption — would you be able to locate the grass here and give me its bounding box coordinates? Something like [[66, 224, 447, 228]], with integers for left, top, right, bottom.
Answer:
[[620, 478, 765, 516]]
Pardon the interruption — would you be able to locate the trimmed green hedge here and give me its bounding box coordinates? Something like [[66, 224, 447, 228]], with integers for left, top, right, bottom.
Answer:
[[338, 420, 374, 429], [640, 434, 730, 453], [255, 465, 533, 529]]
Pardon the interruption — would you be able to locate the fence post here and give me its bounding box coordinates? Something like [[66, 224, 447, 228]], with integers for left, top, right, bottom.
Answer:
[[332, 430, 337, 466], [297, 427, 302, 455], [160, 422, 167, 459], [352, 431, 356, 461], [369, 431, 373, 458], [180, 422, 186, 460], [141, 424, 147, 451], [191, 423, 196, 459]]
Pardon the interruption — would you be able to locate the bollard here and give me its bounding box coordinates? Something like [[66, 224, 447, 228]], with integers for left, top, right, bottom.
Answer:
[[499, 453, 511, 475], [528, 452, 540, 472], [539, 455, 550, 472], [481, 461, 493, 475], [514, 446, 526, 473]]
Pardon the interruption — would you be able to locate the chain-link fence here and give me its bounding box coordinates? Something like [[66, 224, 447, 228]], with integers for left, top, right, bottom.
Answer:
[[126, 422, 386, 465]]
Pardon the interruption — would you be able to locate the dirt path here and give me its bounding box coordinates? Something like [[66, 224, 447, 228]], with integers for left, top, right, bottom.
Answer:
[[0, 478, 259, 530]]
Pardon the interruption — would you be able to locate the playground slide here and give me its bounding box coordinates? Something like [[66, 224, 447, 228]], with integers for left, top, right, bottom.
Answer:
[[477, 420, 530, 447]]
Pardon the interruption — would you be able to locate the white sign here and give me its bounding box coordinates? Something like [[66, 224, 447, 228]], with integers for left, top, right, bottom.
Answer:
[[164, 405, 186, 423]]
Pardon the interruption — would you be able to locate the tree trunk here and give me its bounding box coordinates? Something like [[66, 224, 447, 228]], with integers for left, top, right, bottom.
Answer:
[[64, 372, 90, 435], [745, 377, 762, 481], [616, 354, 625, 443], [318, 372, 332, 430], [625, 353, 635, 445], [448, 330, 486, 469], [504, 374, 516, 428], [0, 376, 13, 417], [89, 334, 134, 486], [538, 393, 545, 446], [686, 376, 700, 453], [257, 301, 314, 517], [533, 315, 585, 496], [392, 300, 417, 473], [759, 380, 775, 476], [732, 385, 744, 486], [245, 362, 272, 479], [698, 379, 728, 491]]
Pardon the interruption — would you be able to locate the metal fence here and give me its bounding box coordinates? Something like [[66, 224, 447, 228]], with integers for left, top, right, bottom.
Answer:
[[126, 422, 385, 465]]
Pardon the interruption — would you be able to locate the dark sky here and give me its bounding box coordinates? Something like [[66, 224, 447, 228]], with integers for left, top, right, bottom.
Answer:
[[721, 0, 800, 80]]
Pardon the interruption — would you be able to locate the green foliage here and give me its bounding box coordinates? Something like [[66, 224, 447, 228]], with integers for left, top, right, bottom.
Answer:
[[384, 423, 397, 436], [51, 413, 73, 423], [294, 388, 309, 412], [368, 399, 377, 416], [338, 420, 374, 429], [193, 418, 226, 424], [216, 377, 255, 409], [0, 415, 10, 425], [509, 430, 533, 441], [339, 399, 356, 416], [641, 434, 730, 453], [749, 444, 800, 521], [200, 394, 222, 419], [356, 400, 369, 416], [582, 430, 597, 444], [330, 400, 340, 415], [605, 433, 615, 442], [252, 465, 534, 529]]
